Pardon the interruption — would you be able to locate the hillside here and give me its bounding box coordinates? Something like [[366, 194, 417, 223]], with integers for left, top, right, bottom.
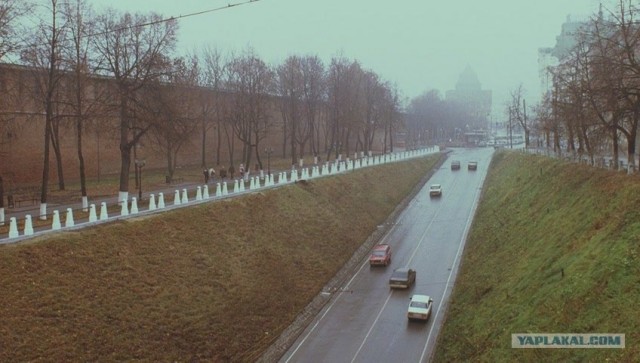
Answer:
[[433, 151, 639, 362], [0, 155, 440, 362]]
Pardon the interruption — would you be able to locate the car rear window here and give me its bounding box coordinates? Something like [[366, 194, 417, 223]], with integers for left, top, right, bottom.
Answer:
[[372, 251, 386, 257], [410, 301, 428, 309]]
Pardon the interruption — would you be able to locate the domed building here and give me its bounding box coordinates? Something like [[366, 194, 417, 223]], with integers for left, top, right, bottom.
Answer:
[[445, 65, 492, 124]]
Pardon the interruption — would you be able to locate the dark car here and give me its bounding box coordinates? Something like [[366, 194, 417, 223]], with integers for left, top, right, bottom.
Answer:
[[451, 160, 461, 170], [468, 161, 478, 170], [389, 267, 416, 289]]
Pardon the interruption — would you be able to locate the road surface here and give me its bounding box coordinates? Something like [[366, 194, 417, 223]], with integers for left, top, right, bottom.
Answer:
[[279, 147, 494, 363]]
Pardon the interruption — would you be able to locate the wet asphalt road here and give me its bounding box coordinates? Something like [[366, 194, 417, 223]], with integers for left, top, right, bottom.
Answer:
[[279, 147, 495, 363]]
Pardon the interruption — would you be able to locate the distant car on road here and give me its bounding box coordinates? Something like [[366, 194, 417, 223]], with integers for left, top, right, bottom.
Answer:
[[451, 160, 461, 170], [468, 161, 478, 170], [407, 294, 434, 321], [389, 267, 416, 289], [369, 244, 391, 266], [429, 184, 442, 197]]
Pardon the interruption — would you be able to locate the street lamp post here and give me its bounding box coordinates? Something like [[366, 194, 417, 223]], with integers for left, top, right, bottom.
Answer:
[[135, 159, 146, 200], [265, 147, 273, 175]]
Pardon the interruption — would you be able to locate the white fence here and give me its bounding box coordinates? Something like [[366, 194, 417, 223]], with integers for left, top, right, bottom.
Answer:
[[2, 147, 441, 243]]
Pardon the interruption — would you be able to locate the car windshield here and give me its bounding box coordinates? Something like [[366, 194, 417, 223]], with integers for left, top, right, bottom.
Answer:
[[372, 251, 386, 257], [391, 270, 408, 279], [410, 301, 428, 309], [430, 185, 439, 190]]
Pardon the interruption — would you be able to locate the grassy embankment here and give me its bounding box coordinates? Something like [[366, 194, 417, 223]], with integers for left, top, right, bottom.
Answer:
[[0, 155, 439, 362], [434, 151, 639, 362]]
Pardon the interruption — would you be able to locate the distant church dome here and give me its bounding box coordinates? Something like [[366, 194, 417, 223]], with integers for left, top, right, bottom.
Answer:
[[455, 65, 481, 91]]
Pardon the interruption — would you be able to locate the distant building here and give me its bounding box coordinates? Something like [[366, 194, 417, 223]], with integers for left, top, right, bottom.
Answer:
[[538, 15, 589, 94], [445, 65, 492, 128]]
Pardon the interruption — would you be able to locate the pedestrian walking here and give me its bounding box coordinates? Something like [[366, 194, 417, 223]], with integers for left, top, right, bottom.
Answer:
[[203, 169, 209, 184], [208, 168, 215, 183]]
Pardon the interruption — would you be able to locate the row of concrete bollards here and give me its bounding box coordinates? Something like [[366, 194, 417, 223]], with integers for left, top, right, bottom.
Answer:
[[4, 147, 440, 241]]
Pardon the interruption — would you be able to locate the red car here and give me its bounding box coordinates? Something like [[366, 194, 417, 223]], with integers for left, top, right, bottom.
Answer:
[[369, 244, 392, 266]]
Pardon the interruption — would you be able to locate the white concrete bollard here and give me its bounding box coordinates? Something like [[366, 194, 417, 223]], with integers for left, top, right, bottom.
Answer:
[[250, 177, 255, 190], [52, 210, 61, 230], [130, 198, 139, 214], [8, 217, 19, 238], [270, 173, 275, 186], [24, 215, 34, 236], [82, 196, 89, 212], [149, 194, 157, 211], [89, 204, 97, 222], [181, 189, 188, 204], [65, 208, 75, 227], [239, 179, 245, 192], [174, 190, 181, 206], [216, 183, 222, 197], [158, 193, 165, 209], [196, 186, 202, 201], [100, 202, 108, 221], [234, 180, 239, 193], [223, 182, 229, 195], [120, 199, 129, 216], [203, 185, 209, 199]]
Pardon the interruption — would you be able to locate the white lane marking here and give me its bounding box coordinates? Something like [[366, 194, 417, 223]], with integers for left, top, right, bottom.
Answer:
[[419, 154, 489, 362], [284, 209, 408, 363], [350, 184, 447, 362], [286, 151, 476, 362]]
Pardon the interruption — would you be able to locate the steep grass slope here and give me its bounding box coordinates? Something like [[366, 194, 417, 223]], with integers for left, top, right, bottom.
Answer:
[[434, 151, 639, 362], [0, 155, 439, 362]]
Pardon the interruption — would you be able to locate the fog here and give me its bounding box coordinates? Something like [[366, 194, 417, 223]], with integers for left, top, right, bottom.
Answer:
[[92, 0, 603, 116]]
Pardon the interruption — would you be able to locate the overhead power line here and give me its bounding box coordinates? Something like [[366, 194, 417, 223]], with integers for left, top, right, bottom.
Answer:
[[88, 0, 261, 38]]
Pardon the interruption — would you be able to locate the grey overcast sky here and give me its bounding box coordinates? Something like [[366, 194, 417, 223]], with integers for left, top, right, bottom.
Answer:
[[89, 0, 604, 119]]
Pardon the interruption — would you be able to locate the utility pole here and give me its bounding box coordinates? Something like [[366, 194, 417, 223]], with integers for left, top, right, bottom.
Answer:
[[509, 107, 513, 149], [523, 98, 528, 148]]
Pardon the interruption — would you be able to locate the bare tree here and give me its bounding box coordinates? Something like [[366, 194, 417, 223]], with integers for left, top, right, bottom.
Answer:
[[92, 8, 177, 202], [20, 0, 69, 219], [200, 46, 225, 168], [225, 48, 274, 172], [508, 84, 531, 148], [0, 0, 30, 60], [61, 0, 99, 211], [0, 0, 31, 223], [300, 55, 326, 158], [147, 56, 201, 179], [277, 55, 305, 164], [326, 55, 362, 160]]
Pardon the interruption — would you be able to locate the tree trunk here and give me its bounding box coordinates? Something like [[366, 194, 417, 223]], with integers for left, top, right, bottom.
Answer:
[[118, 96, 131, 200]]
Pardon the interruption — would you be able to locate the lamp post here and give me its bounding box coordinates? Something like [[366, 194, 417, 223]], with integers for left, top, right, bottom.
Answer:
[[134, 159, 146, 200], [264, 147, 273, 175]]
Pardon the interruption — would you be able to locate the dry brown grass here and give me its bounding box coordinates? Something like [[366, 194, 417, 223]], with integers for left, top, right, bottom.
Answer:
[[0, 155, 439, 362]]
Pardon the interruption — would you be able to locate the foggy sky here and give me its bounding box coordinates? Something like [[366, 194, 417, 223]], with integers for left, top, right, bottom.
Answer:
[[90, 0, 604, 120]]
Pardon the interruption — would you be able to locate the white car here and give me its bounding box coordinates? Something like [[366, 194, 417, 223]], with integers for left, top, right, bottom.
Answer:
[[407, 294, 434, 321], [429, 184, 442, 197]]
